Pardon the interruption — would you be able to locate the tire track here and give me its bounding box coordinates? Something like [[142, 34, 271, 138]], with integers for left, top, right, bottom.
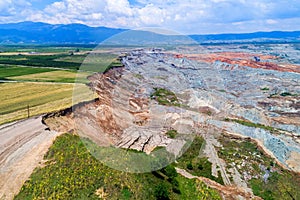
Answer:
[[0, 130, 44, 166], [0, 116, 61, 200]]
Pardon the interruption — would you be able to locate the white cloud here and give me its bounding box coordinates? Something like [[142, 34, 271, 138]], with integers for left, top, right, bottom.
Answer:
[[1, 0, 300, 33], [0, 0, 31, 16], [44, 2, 66, 13], [137, 4, 166, 25], [106, 0, 133, 16]]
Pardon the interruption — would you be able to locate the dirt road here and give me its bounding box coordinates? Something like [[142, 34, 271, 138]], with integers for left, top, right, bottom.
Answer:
[[0, 116, 61, 200]]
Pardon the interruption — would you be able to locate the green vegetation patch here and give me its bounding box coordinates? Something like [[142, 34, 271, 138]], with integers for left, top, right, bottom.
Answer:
[[175, 136, 224, 185], [75, 53, 124, 73], [9, 70, 90, 84], [0, 54, 82, 70], [250, 171, 300, 200], [224, 118, 277, 133], [151, 88, 180, 107], [15, 134, 221, 200], [217, 137, 271, 176], [280, 92, 298, 97], [260, 87, 269, 91], [0, 83, 75, 115], [166, 130, 178, 139], [83, 139, 175, 173], [54, 55, 86, 64], [103, 57, 124, 73], [0, 83, 93, 125], [0, 65, 56, 79], [0, 45, 94, 53], [217, 136, 300, 200]]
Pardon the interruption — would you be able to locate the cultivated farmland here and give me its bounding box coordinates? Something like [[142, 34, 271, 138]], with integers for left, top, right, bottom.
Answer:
[[0, 82, 94, 125]]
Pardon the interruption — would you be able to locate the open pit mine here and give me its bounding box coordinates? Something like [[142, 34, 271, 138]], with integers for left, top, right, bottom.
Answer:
[[43, 45, 300, 199]]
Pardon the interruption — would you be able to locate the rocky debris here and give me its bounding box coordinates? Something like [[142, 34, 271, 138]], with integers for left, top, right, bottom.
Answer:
[[176, 167, 262, 200], [44, 46, 299, 174], [203, 132, 232, 185], [116, 127, 171, 153], [286, 152, 300, 172], [210, 119, 300, 171]]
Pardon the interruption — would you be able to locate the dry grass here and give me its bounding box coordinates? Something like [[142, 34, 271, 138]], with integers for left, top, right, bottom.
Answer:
[[0, 82, 95, 125], [9, 70, 91, 83]]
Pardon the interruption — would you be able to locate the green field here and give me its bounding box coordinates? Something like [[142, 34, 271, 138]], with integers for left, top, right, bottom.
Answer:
[[0, 65, 56, 79], [0, 82, 94, 124], [0, 46, 124, 124], [9, 70, 90, 83], [0, 54, 82, 70], [0, 45, 94, 53], [15, 133, 221, 200]]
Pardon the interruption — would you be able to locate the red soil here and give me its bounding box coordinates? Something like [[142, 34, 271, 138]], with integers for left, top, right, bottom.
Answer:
[[174, 52, 300, 73]]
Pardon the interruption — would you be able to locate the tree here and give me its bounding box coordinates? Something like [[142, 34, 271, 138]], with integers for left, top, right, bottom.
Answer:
[[162, 165, 177, 180], [154, 183, 170, 200], [187, 162, 193, 170]]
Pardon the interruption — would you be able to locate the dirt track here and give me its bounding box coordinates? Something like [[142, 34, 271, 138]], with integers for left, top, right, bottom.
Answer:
[[0, 116, 61, 200]]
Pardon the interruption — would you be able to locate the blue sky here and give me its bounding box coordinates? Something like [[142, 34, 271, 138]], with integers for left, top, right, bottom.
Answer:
[[0, 0, 300, 34]]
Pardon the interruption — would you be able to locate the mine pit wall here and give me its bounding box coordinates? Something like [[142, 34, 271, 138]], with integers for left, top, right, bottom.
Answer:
[[42, 52, 195, 157], [42, 98, 99, 123], [210, 119, 300, 173], [42, 98, 99, 133], [42, 49, 300, 174], [42, 65, 128, 147]]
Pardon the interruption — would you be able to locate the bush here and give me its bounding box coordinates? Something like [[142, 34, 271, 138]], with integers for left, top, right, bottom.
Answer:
[[162, 165, 178, 180], [154, 183, 170, 200], [187, 162, 193, 170], [197, 163, 203, 170], [166, 130, 177, 139]]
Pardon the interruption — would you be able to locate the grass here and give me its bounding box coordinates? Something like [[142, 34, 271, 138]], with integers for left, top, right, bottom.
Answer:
[[260, 87, 269, 91], [224, 118, 277, 133], [280, 92, 298, 97], [83, 139, 175, 173], [166, 130, 178, 139], [0, 46, 127, 126], [217, 136, 300, 200], [217, 137, 271, 176], [268, 92, 298, 98], [0, 45, 94, 53], [0, 54, 81, 70], [0, 65, 56, 79], [250, 171, 300, 200], [151, 88, 180, 107], [15, 133, 221, 200], [9, 70, 91, 83], [54, 55, 86, 63], [0, 82, 94, 125], [175, 136, 224, 185]]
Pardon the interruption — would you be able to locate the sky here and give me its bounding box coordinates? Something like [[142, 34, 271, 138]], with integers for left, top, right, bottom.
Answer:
[[0, 0, 300, 34]]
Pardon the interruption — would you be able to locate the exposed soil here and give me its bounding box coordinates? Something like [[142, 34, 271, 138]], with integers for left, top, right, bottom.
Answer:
[[178, 52, 300, 73], [0, 116, 61, 200]]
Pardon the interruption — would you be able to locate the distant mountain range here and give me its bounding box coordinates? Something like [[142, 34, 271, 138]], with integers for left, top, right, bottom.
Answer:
[[0, 21, 300, 44]]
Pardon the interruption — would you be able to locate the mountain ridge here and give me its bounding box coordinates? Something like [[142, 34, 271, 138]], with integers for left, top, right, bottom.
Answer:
[[1, 21, 300, 44]]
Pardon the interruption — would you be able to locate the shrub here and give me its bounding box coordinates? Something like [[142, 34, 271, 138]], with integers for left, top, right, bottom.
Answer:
[[154, 183, 170, 200], [187, 162, 193, 170]]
